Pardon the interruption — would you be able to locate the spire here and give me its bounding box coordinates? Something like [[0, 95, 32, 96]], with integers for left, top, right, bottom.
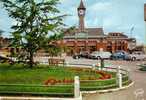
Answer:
[[78, 0, 86, 10]]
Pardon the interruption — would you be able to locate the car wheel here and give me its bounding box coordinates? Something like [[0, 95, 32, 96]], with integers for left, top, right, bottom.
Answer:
[[97, 56, 101, 60], [132, 57, 136, 61], [113, 57, 117, 60]]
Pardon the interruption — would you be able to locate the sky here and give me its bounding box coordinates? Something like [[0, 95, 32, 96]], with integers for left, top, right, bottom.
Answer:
[[0, 0, 146, 45]]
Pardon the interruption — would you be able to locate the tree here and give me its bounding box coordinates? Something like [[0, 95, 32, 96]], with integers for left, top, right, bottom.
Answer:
[[1, 0, 65, 68], [44, 33, 64, 57], [46, 45, 62, 57]]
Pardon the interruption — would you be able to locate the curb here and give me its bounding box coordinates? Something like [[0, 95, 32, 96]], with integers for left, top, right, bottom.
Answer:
[[82, 81, 134, 94], [0, 93, 83, 100], [0, 96, 80, 100]]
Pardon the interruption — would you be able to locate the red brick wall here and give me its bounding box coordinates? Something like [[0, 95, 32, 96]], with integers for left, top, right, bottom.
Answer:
[[56, 39, 129, 55]]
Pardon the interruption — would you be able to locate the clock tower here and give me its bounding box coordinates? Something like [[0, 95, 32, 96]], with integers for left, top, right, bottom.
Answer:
[[78, 0, 86, 32]]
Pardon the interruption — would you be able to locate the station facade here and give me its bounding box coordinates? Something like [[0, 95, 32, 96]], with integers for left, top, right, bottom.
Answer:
[[57, 0, 136, 55]]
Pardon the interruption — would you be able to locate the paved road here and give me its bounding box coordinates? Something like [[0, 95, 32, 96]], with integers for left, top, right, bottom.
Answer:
[[35, 56, 146, 100], [65, 57, 146, 100]]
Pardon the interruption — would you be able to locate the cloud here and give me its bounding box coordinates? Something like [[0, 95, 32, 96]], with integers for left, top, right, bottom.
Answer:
[[89, 2, 112, 12], [0, 0, 146, 44], [64, 16, 78, 27]]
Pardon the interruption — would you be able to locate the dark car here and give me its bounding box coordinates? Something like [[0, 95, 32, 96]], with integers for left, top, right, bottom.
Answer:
[[73, 53, 81, 59], [110, 51, 130, 60], [73, 51, 90, 59], [80, 51, 90, 58]]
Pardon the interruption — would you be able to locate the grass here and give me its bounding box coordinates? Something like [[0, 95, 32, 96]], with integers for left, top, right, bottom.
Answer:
[[0, 64, 102, 84], [0, 84, 74, 97], [80, 78, 116, 87], [0, 63, 130, 97]]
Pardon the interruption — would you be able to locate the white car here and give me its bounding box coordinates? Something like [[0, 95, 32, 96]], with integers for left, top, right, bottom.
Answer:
[[89, 51, 112, 59], [129, 52, 146, 61]]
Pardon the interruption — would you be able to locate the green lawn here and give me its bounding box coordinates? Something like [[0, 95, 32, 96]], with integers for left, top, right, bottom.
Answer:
[[0, 63, 129, 97], [0, 64, 102, 84]]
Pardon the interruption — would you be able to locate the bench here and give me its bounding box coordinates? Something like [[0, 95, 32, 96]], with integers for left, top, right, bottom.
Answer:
[[48, 58, 65, 66]]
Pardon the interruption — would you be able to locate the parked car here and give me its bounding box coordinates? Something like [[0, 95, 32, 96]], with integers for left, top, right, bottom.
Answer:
[[80, 51, 90, 58], [72, 53, 81, 59], [129, 52, 146, 61], [89, 51, 112, 60], [110, 51, 130, 60]]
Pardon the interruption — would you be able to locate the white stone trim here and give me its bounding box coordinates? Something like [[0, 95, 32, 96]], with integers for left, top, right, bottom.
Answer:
[[82, 81, 134, 94]]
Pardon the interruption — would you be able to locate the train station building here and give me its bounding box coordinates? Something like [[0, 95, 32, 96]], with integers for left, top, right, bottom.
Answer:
[[57, 0, 136, 55]]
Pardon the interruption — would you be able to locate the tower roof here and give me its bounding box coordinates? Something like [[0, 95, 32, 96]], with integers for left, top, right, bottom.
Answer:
[[78, 0, 86, 10]]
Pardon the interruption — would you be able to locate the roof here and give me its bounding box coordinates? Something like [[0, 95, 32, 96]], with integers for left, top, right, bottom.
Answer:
[[85, 28, 104, 36], [64, 28, 104, 37], [64, 35, 107, 39], [78, 0, 86, 10], [107, 32, 128, 38]]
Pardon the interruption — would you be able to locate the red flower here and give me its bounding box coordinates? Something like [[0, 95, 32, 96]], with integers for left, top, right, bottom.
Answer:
[[44, 78, 57, 85]]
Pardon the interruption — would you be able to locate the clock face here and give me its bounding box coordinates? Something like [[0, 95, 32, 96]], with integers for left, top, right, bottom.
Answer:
[[79, 10, 84, 15]]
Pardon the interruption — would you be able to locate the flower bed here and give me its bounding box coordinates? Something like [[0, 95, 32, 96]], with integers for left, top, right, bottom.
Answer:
[[0, 63, 130, 97], [44, 69, 112, 85], [44, 78, 74, 85]]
